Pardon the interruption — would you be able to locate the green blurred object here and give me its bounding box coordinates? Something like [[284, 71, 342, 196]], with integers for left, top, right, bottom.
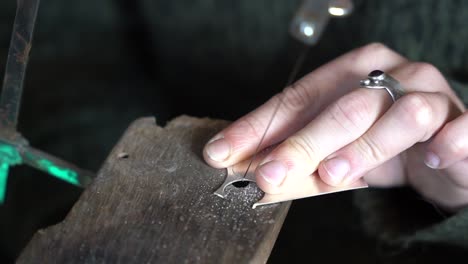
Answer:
[[36, 159, 80, 186], [0, 140, 88, 203], [0, 142, 21, 202], [0, 163, 8, 203]]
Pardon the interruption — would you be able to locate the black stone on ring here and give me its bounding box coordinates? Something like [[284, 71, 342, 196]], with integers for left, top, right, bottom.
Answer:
[[368, 70, 384, 78], [360, 70, 405, 101]]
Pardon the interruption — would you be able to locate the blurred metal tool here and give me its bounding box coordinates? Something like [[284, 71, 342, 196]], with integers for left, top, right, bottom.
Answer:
[[240, 0, 354, 182], [0, 0, 94, 203], [290, 0, 354, 45], [214, 0, 367, 208]]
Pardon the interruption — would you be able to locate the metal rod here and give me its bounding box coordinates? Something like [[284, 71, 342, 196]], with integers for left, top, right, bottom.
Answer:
[[21, 145, 94, 187], [0, 0, 41, 132]]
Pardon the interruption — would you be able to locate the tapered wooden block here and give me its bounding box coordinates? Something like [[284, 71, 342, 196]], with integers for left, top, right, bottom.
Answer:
[[17, 116, 291, 263]]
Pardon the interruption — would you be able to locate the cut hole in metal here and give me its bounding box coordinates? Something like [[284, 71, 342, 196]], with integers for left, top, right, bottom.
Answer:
[[117, 152, 129, 159], [232, 181, 250, 188]]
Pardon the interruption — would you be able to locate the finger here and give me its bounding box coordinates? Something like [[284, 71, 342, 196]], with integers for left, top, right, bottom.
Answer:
[[254, 86, 392, 193], [319, 91, 460, 187], [254, 62, 457, 193], [204, 43, 407, 168], [362, 156, 406, 187], [406, 144, 468, 211], [425, 112, 468, 169], [316, 62, 461, 186], [419, 162, 468, 212]]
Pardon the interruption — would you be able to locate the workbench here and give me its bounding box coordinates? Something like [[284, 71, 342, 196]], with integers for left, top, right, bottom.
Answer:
[[17, 116, 291, 263]]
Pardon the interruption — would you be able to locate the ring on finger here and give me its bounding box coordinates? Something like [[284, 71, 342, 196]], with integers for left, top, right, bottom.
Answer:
[[360, 70, 405, 101]]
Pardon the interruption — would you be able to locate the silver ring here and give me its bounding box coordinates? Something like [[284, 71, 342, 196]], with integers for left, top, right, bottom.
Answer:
[[360, 70, 405, 101]]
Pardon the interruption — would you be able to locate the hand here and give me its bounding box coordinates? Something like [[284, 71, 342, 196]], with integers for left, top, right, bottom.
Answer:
[[203, 43, 468, 212]]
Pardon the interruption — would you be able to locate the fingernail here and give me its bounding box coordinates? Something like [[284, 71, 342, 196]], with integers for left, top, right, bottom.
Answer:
[[424, 152, 440, 169], [257, 160, 288, 186], [205, 138, 231, 162], [323, 157, 350, 185]]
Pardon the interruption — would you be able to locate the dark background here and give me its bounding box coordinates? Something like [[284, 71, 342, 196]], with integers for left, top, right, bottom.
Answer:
[[1, 0, 467, 263]]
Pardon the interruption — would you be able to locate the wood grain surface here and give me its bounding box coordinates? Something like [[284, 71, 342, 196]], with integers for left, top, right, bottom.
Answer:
[[17, 116, 291, 263]]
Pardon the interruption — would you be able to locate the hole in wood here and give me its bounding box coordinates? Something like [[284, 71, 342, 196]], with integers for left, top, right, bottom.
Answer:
[[117, 152, 129, 159], [232, 181, 250, 188]]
